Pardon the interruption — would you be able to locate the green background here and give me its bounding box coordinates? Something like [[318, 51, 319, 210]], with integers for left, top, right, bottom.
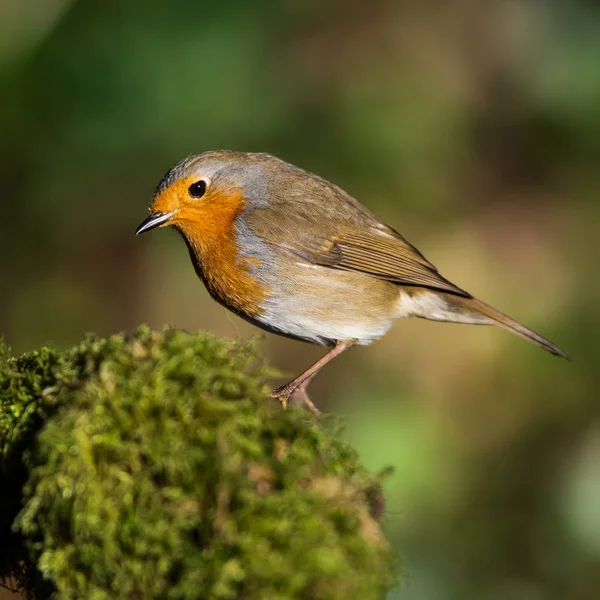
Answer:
[[1, 1, 598, 598]]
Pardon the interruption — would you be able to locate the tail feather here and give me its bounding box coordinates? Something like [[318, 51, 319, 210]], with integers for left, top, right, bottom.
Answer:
[[448, 295, 570, 360]]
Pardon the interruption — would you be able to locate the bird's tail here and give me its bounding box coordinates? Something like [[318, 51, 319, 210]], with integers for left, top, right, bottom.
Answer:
[[446, 294, 570, 360]]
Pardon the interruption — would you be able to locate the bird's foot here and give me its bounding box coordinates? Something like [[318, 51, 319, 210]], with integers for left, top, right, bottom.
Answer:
[[270, 385, 293, 409], [270, 385, 321, 416]]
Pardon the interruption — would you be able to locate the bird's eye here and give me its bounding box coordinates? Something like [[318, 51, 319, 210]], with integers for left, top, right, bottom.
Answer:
[[188, 180, 207, 199]]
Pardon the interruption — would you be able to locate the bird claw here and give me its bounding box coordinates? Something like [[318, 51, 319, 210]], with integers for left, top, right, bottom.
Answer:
[[270, 386, 291, 409]]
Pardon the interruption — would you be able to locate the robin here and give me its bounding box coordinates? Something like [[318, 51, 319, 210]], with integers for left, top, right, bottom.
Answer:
[[136, 150, 569, 414]]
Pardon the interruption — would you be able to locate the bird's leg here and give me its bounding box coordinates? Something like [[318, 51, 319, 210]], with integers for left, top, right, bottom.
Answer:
[[271, 340, 355, 413]]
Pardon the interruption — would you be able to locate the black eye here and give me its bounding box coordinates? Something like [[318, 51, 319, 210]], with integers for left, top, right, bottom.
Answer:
[[188, 180, 207, 198]]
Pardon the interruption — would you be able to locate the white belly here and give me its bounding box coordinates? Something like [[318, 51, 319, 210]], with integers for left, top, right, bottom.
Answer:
[[257, 265, 397, 345]]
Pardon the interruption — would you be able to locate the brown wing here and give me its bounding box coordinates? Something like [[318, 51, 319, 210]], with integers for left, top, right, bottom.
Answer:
[[241, 167, 469, 297], [269, 223, 469, 297]]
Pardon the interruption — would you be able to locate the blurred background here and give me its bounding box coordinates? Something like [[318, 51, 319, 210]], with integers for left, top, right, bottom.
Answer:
[[0, 0, 598, 598]]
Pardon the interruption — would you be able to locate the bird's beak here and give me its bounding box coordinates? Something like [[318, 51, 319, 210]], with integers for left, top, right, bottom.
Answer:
[[135, 210, 178, 235]]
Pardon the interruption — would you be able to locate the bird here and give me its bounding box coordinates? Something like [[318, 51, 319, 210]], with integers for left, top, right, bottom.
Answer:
[[136, 150, 569, 414]]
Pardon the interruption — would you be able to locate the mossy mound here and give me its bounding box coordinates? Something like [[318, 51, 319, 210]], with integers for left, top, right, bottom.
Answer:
[[0, 327, 397, 599]]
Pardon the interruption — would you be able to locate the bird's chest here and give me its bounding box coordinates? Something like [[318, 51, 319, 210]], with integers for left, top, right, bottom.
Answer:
[[179, 223, 267, 319]]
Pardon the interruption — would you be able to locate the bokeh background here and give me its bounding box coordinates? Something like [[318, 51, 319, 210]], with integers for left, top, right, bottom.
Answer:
[[1, 0, 598, 598]]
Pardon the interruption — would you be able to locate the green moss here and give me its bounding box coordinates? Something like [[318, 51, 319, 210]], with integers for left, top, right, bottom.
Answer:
[[0, 328, 397, 599]]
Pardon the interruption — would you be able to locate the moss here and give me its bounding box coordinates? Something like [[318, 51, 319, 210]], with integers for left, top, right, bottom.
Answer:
[[0, 327, 397, 599]]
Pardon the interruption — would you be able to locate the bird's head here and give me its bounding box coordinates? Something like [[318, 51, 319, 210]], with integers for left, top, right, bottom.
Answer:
[[135, 150, 276, 237]]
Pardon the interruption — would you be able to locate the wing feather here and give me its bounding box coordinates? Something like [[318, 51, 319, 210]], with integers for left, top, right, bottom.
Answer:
[[272, 226, 469, 297], [243, 195, 468, 297]]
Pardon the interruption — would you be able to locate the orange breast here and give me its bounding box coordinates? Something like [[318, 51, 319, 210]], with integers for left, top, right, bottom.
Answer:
[[175, 188, 268, 317]]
